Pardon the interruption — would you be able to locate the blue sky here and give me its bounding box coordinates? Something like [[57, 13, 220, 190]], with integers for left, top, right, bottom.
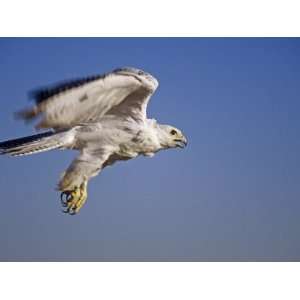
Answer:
[[0, 38, 299, 261]]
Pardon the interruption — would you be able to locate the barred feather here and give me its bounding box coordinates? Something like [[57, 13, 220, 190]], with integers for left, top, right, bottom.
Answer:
[[0, 130, 73, 156]]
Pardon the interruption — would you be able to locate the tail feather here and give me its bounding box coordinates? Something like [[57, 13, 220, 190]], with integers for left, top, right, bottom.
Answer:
[[0, 130, 74, 156]]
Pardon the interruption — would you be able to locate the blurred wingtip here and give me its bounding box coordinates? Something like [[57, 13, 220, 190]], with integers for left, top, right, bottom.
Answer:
[[14, 106, 38, 122]]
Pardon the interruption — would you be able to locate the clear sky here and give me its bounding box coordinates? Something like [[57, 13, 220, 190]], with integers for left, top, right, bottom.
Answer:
[[0, 38, 299, 261]]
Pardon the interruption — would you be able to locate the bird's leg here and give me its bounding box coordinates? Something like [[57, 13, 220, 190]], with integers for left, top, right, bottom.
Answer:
[[61, 181, 88, 215]]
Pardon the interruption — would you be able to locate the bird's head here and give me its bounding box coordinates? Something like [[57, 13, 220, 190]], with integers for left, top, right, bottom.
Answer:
[[157, 124, 188, 149]]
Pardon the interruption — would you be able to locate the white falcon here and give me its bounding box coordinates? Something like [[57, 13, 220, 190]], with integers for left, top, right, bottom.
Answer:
[[0, 67, 187, 215]]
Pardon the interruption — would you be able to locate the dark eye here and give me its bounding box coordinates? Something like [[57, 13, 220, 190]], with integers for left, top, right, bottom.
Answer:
[[170, 129, 177, 136]]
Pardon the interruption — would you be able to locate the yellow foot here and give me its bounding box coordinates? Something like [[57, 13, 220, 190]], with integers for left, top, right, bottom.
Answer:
[[60, 181, 88, 215]]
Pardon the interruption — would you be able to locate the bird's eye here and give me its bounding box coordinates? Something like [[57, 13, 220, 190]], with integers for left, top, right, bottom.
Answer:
[[170, 129, 177, 136]]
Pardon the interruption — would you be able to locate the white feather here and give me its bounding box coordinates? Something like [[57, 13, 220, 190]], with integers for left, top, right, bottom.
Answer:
[[9, 67, 186, 194], [33, 68, 158, 129]]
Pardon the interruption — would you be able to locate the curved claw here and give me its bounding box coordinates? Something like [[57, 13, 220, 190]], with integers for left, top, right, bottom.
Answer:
[[62, 207, 77, 215], [60, 182, 88, 215], [60, 191, 71, 207]]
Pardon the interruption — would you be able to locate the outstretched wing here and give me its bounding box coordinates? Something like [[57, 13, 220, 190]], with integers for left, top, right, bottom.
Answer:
[[17, 67, 158, 130]]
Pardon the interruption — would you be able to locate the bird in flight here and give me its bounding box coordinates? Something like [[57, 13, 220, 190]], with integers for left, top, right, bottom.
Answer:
[[0, 67, 187, 215]]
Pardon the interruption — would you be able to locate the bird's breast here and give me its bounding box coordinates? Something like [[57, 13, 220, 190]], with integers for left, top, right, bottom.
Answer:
[[118, 144, 139, 158]]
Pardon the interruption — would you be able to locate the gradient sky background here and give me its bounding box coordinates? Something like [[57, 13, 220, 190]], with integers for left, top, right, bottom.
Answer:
[[0, 38, 299, 261]]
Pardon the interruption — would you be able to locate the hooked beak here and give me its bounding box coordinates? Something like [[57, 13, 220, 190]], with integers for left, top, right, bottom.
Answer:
[[174, 136, 188, 148]]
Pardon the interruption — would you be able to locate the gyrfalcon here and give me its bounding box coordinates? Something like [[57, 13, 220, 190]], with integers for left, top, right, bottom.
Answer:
[[0, 67, 187, 215]]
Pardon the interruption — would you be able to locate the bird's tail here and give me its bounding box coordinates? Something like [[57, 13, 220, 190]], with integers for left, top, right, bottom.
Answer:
[[0, 130, 74, 156]]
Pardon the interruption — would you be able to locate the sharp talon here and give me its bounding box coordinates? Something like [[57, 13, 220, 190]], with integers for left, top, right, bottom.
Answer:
[[61, 191, 74, 207], [62, 205, 71, 214], [60, 191, 69, 205], [60, 182, 88, 215], [62, 207, 76, 215]]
